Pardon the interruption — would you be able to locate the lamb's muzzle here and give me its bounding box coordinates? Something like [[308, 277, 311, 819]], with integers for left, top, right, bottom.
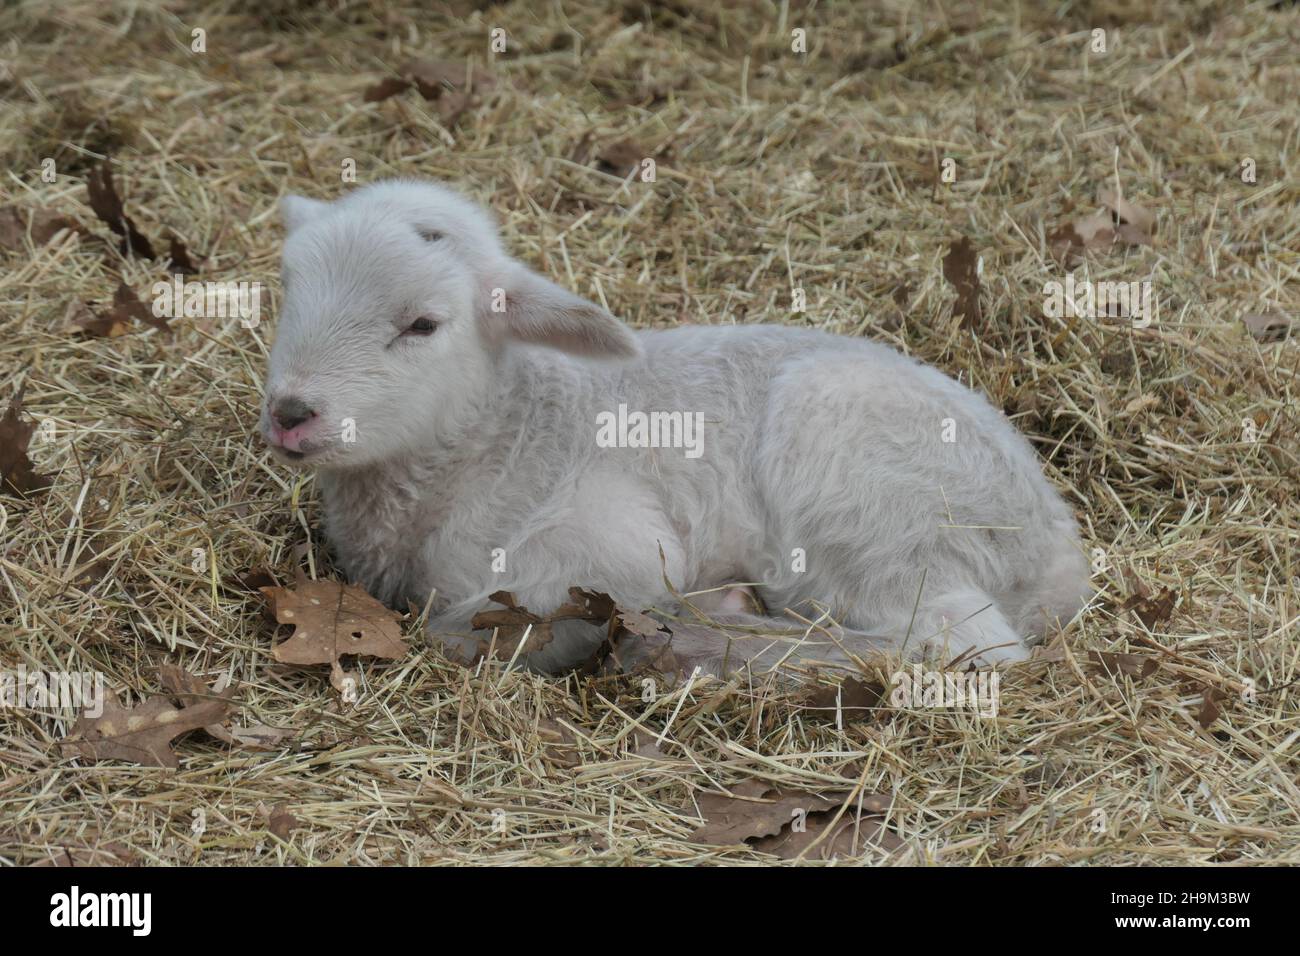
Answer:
[[261, 178, 1093, 677]]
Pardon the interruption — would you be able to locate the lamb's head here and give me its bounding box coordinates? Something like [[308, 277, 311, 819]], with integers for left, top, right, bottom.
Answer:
[[260, 180, 640, 469]]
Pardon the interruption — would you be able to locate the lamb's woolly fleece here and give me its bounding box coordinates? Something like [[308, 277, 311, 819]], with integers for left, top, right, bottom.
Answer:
[[262, 180, 1091, 674]]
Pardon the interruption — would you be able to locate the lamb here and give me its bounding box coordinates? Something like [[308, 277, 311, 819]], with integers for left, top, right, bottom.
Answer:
[[260, 179, 1091, 677]]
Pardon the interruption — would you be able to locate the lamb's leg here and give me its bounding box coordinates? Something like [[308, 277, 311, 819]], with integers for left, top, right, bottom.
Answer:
[[426, 473, 692, 674], [608, 585, 1028, 679], [605, 585, 860, 677], [883, 587, 1030, 666]]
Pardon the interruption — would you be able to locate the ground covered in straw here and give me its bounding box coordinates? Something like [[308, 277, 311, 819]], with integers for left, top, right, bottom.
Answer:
[[1, 0, 1297, 866]]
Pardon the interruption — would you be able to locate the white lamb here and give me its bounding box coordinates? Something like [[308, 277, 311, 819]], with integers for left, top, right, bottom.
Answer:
[[260, 180, 1090, 676]]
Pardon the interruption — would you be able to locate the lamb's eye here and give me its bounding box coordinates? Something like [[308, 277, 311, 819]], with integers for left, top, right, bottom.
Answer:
[[404, 316, 438, 336]]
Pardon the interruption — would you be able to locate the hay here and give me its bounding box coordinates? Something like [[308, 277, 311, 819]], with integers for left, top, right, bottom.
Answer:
[[1, 0, 1297, 866]]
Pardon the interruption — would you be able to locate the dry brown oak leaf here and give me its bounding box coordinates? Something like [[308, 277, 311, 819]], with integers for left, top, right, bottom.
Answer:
[[61, 677, 239, 769], [690, 779, 900, 860], [261, 576, 408, 690]]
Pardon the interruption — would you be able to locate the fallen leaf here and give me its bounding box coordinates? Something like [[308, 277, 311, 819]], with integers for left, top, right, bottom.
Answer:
[[67, 300, 128, 338], [224, 567, 278, 595], [799, 676, 885, 720], [1241, 312, 1292, 343], [1048, 190, 1154, 265], [690, 780, 897, 860], [598, 596, 699, 674], [753, 808, 903, 860], [1123, 587, 1177, 630], [363, 58, 499, 126], [267, 803, 302, 840], [61, 678, 238, 769], [261, 576, 408, 688], [1046, 218, 1102, 263], [0, 387, 53, 498], [470, 586, 644, 660], [1087, 650, 1158, 679], [1197, 685, 1228, 729], [86, 159, 156, 259], [942, 236, 982, 327], [68, 282, 168, 337], [363, 76, 412, 103], [471, 591, 560, 657], [112, 281, 169, 334], [167, 233, 199, 276], [619, 606, 671, 638], [536, 717, 581, 768], [596, 139, 650, 177], [158, 665, 289, 751], [403, 58, 497, 99], [1098, 187, 1155, 235], [0, 206, 77, 251], [691, 779, 838, 843]]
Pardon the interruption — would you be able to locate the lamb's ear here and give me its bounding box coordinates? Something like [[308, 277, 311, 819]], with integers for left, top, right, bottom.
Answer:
[[490, 264, 640, 359], [280, 194, 329, 234]]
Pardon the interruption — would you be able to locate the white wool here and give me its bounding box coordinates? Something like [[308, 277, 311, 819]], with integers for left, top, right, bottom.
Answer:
[[262, 180, 1091, 674]]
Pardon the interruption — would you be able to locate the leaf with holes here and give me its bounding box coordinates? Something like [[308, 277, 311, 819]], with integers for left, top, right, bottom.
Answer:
[[260, 577, 408, 689]]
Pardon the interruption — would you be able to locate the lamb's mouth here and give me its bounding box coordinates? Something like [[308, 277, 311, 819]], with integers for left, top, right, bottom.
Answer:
[[265, 436, 335, 464], [273, 443, 330, 462]]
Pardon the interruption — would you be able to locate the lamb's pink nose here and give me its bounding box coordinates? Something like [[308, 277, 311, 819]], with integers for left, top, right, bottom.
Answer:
[[272, 396, 316, 431], [267, 396, 318, 452]]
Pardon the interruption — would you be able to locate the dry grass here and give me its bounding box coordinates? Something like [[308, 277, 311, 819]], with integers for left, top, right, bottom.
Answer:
[[1, 0, 1298, 866]]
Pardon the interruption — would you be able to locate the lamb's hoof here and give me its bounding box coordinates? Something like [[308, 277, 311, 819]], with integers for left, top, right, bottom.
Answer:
[[928, 635, 1031, 669]]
